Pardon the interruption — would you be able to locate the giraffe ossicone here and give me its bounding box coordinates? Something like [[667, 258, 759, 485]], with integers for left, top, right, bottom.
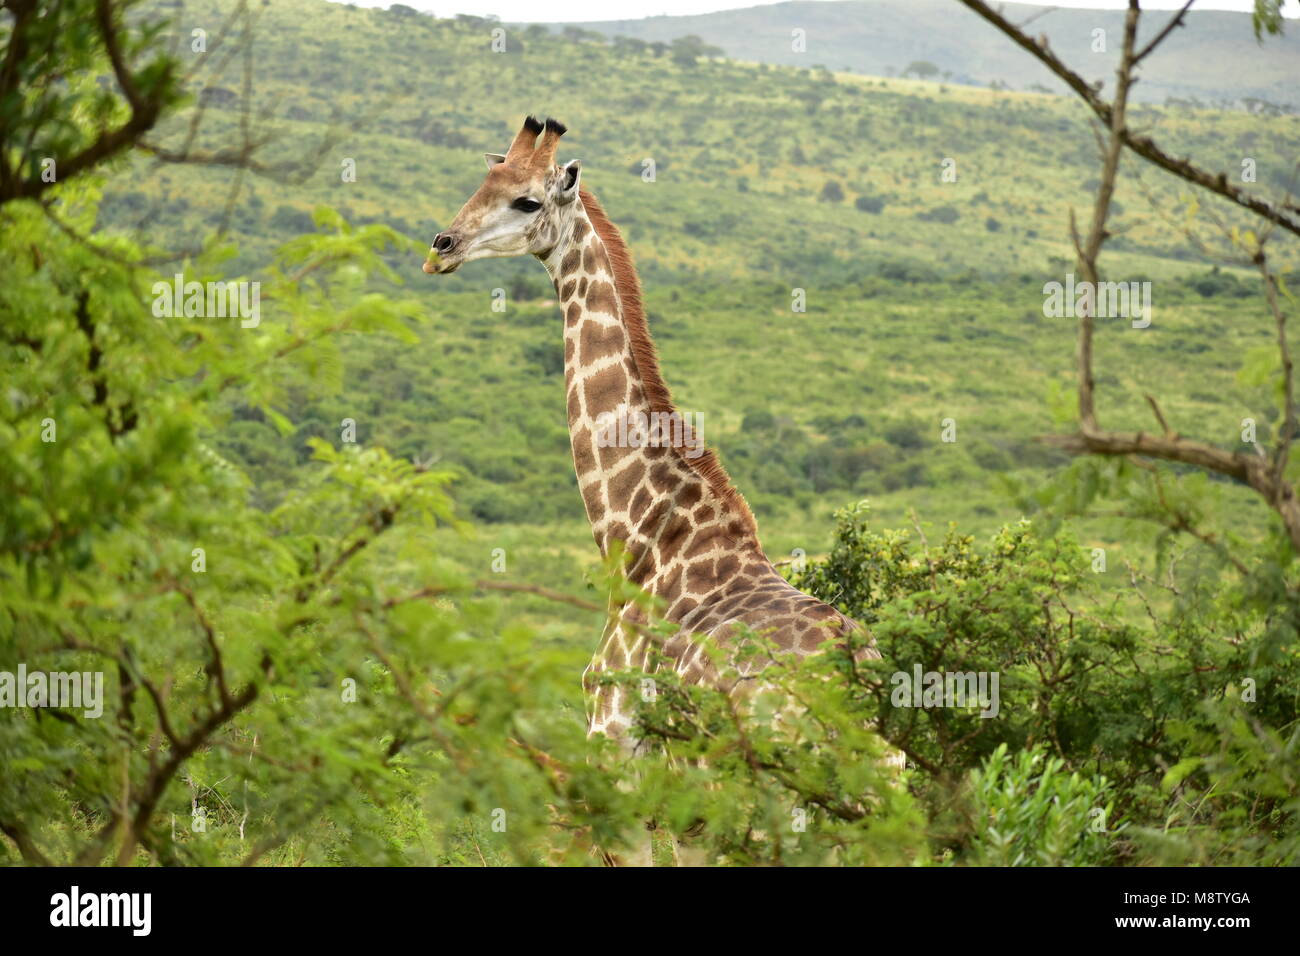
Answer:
[[425, 115, 885, 742]]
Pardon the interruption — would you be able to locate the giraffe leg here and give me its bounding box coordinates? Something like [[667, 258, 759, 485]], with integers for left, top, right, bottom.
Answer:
[[590, 717, 662, 866], [668, 819, 714, 867], [671, 839, 713, 867], [600, 821, 655, 867]]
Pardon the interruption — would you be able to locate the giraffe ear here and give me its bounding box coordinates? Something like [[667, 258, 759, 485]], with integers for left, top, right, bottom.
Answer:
[[484, 153, 507, 169], [554, 159, 581, 205]]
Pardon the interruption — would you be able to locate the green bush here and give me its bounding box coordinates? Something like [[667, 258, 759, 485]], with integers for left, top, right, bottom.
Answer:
[[794, 499, 1300, 866], [965, 744, 1118, 866]]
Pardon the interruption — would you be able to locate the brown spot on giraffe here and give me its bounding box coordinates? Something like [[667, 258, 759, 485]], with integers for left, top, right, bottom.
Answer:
[[580, 321, 625, 364], [586, 281, 618, 317], [583, 363, 627, 411], [606, 459, 646, 512]]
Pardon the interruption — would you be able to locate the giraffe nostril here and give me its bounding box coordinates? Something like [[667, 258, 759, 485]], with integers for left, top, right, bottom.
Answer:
[[433, 233, 456, 253]]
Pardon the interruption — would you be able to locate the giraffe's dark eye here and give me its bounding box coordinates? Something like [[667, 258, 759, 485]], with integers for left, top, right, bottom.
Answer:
[[512, 197, 542, 213]]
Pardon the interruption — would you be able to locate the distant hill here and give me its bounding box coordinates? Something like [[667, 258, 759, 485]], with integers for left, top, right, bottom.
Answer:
[[552, 0, 1299, 107]]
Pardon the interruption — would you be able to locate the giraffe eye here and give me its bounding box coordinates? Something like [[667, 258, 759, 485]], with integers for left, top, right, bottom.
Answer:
[[512, 197, 542, 213]]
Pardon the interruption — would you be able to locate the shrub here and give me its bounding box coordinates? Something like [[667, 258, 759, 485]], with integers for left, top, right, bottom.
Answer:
[[820, 180, 845, 202], [793, 499, 1300, 866], [965, 744, 1119, 866], [916, 205, 961, 224]]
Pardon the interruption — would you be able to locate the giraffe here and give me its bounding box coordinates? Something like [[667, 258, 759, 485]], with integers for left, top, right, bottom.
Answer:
[[424, 116, 889, 860]]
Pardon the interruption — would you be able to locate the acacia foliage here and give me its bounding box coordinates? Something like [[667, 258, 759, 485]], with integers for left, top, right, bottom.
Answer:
[[795, 500, 1300, 865]]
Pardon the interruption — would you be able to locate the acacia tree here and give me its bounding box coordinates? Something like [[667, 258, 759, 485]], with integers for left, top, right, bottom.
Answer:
[[957, 0, 1300, 555]]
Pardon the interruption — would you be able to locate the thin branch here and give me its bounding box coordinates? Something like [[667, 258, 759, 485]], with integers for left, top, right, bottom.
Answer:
[[1017, 4, 1059, 30], [1144, 393, 1174, 438], [1065, 1, 1139, 430], [386, 579, 606, 615], [172, 579, 232, 709], [40, 200, 201, 268], [1043, 426, 1300, 552], [117, 653, 270, 865], [383, 578, 672, 653], [1148, 469, 1251, 576], [0, 820, 53, 866], [1133, 0, 1196, 65], [95, 0, 144, 112]]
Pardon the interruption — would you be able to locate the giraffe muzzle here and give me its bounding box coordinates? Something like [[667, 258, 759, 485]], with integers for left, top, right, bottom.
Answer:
[[422, 233, 462, 274]]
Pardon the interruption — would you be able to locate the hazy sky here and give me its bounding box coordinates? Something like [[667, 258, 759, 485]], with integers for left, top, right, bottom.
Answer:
[[328, 0, 1297, 24]]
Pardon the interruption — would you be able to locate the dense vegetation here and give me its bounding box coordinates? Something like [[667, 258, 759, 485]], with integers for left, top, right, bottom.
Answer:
[[0, 0, 1296, 865]]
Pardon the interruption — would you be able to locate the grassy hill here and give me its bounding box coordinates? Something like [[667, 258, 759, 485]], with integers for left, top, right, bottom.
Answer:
[[96, 0, 1294, 619], [559, 0, 1300, 106]]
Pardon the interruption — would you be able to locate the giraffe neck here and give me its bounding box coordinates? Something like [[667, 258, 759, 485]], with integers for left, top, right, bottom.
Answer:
[[539, 190, 759, 587]]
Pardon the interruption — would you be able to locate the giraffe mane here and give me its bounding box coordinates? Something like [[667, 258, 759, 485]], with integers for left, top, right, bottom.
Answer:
[[578, 188, 758, 540]]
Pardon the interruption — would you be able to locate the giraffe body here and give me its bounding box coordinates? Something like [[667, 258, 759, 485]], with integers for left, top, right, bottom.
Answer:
[[425, 116, 881, 745], [543, 193, 878, 739]]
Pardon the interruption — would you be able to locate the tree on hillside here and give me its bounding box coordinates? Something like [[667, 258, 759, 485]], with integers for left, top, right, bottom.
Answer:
[[612, 35, 648, 57], [562, 25, 605, 44], [670, 34, 723, 68]]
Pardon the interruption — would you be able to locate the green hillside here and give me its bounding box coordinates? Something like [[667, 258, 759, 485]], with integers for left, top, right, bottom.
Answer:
[[96, 0, 1294, 600]]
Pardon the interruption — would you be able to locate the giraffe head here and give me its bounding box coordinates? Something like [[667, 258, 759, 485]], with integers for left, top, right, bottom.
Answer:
[[423, 115, 581, 275]]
